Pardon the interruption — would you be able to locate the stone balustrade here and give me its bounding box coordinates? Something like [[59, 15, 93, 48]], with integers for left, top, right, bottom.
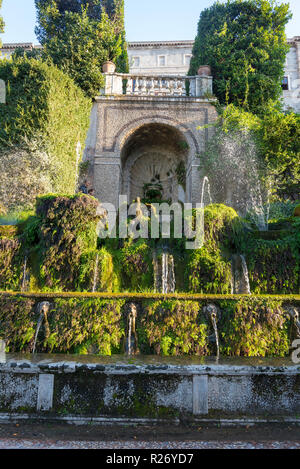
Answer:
[[100, 73, 213, 98]]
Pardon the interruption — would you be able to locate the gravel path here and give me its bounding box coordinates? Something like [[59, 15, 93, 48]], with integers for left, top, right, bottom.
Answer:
[[0, 439, 299, 449]]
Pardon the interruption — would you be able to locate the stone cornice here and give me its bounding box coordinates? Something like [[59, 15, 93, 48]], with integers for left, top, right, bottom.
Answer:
[[2, 38, 299, 51]]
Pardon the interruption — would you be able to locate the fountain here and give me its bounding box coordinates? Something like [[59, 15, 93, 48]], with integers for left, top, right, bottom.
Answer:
[[200, 176, 212, 206], [125, 303, 138, 356], [153, 250, 176, 294], [92, 253, 99, 293], [231, 254, 251, 294], [32, 302, 51, 354], [203, 304, 220, 359]]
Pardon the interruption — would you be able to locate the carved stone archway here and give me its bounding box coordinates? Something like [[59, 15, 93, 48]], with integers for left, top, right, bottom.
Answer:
[[121, 123, 189, 203]]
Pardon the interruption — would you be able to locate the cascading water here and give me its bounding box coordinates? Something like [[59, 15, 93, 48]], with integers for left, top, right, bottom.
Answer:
[[203, 304, 220, 359], [211, 315, 220, 360], [162, 252, 168, 294], [168, 255, 176, 294], [153, 250, 176, 294], [231, 254, 251, 295], [125, 303, 138, 356], [92, 253, 99, 293]]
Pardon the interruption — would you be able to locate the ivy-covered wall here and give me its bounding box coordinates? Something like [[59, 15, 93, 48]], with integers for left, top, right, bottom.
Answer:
[[0, 293, 297, 357]]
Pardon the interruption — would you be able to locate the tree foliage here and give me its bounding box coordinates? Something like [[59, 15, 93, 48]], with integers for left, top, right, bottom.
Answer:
[[258, 109, 300, 200], [202, 104, 300, 203], [35, 0, 128, 98], [189, 0, 291, 114]]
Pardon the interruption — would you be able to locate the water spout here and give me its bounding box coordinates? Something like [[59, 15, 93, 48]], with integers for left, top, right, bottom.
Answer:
[[203, 304, 220, 360], [125, 303, 138, 356], [32, 302, 51, 354], [162, 252, 168, 294], [231, 254, 251, 294]]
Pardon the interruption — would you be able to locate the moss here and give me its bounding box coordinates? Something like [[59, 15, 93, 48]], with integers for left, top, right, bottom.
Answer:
[[141, 300, 209, 356], [0, 293, 297, 357], [185, 204, 241, 294], [220, 297, 291, 357], [0, 238, 23, 291], [245, 235, 300, 294]]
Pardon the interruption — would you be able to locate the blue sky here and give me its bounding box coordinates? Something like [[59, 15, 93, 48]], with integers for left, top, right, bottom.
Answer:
[[1, 0, 299, 44]]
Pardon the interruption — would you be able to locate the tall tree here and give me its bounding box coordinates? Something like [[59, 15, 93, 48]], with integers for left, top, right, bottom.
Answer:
[[0, 0, 4, 48], [34, 0, 128, 98], [189, 0, 291, 114]]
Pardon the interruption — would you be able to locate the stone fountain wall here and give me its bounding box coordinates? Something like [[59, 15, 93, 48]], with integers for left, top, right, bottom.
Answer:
[[0, 359, 299, 423]]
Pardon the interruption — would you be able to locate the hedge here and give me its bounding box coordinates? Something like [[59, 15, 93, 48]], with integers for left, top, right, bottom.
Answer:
[[0, 57, 91, 211]]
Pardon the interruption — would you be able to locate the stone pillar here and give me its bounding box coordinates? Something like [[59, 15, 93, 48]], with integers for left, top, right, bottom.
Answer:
[[190, 76, 213, 97], [100, 74, 123, 96], [193, 375, 208, 415]]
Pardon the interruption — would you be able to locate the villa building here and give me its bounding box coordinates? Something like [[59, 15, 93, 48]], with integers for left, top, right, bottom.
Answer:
[[1, 37, 300, 112]]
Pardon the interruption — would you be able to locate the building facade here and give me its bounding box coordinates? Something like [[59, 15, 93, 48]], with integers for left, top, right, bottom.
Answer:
[[1, 37, 300, 112]]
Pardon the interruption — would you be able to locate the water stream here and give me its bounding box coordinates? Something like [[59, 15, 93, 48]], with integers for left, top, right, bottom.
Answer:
[[92, 253, 99, 293], [32, 302, 51, 355], [231, 254, 251, 294], [153, 250, 176, 294], [200, 176, 212, 206]]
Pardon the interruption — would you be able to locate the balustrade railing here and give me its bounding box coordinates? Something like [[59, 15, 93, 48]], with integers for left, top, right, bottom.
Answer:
[[101, 73, 213, 98]]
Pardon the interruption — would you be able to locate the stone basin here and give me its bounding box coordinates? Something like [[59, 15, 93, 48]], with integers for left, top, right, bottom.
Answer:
[[0, 354, 299, 425]]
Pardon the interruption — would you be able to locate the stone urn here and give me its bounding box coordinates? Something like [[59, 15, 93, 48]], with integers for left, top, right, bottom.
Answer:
[[197, 65, 212, 76], [102, 61, 116, 74]]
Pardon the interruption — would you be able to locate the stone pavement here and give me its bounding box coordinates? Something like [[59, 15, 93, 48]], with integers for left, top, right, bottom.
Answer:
[[0, 439, 299, 449]]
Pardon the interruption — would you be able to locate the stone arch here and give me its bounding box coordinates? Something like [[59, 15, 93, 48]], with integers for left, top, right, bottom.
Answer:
[[114, 115, 200, 160], [120, 121, 193, 203]]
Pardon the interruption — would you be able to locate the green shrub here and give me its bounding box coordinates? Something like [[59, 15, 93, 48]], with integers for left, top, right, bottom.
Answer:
[[220, 297, 291, 357], [0, 57, 91, 212], [35, 194, 100, 291], [141, 300, 209, 356]]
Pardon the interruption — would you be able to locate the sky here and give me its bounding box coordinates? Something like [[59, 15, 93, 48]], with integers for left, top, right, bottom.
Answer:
[[0, 0, 299, 44]]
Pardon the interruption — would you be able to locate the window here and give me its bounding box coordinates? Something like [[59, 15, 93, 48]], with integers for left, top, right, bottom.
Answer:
[[158, 56, 166, 67], [133, 56, 140, 68], [184, 55, 192, 66], [282, 76, 289, 91]]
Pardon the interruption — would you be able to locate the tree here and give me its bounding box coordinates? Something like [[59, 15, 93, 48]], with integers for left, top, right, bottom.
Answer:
[[35, 0, 103, 43], [0, 0, 4, 48], [189, 0, 291, 114], [35, 0, 128, 98], [258, 109, 300, 200]]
